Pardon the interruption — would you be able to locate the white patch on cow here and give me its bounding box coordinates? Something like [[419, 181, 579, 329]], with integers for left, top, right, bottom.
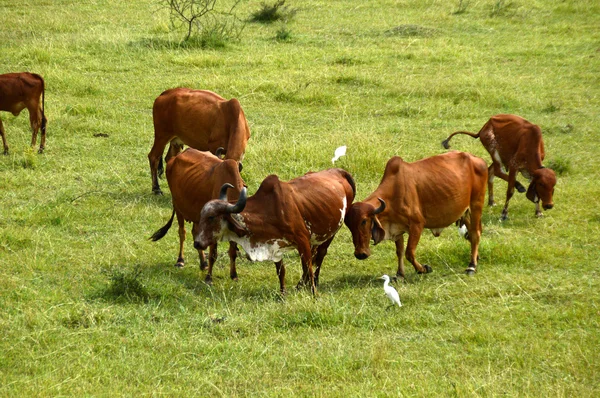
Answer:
[[492, 150, 506, 174], [430, 228, 444, 237], [340, 196, 348, 221], [458, 224, 468, 238], [310, 234, 328, 246], [228, 236, 294, 262]]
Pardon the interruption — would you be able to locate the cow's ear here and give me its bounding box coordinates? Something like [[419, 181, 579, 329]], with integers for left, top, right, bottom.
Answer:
[[371, 216, 385, 245], [226, 215, 248, 237], [526, 181, 538, 203]]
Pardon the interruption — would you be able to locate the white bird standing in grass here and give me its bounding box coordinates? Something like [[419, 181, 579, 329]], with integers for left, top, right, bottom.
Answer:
[[380, 275, 402, 307], [331, 145, 347, 164]]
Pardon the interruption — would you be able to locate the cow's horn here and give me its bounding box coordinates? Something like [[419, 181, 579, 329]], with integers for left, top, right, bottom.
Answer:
[[215, 147, 225, 158], [373, 198, 386, 215], [227, 187, 247, 214], [219, 183, 234, 200]]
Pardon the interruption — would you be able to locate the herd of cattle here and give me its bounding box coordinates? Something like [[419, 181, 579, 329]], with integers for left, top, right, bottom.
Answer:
[[1, 72, 557, 295]]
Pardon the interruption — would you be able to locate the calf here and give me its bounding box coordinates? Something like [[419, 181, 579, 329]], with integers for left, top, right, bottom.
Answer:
[[0, 72, 47, 154], [442, 114, 556, 219], [148, 88, 251, 194], [150, 148, 245, 283], [344, 152, 487, 277], [193, 168, 356, 295]]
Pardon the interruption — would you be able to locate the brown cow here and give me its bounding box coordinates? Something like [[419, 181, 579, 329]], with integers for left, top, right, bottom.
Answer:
[[150, 148, 245, 283], [344, 152, 487, 277], [193, 168, 356, 295], [0, 72, 47, 154], [442, 114, 556, 220], [148, 88, 251, 195]]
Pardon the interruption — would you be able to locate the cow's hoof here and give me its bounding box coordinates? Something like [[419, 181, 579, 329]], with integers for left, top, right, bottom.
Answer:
[[535, 212, 544, 218], [3, 150, 8, 155], [515, 182, 526, 193], [420, 264, 432, 274], [204, 276, 213, 285], [465, 267, 476, 276], [296, 280, 305, 290], [153, 189, 163, 196], [38, 147, 45, 154], [488, 201, 496, 207], [174, 262, 184, 268], [500, 213, 508, 221]]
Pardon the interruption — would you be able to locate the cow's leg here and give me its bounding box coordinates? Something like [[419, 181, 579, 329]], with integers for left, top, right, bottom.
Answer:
[[312, 237, 334, 287], [297, 247, 316, 289], [487, 164, 495, 206], [228, 242, 238, 280], [501, 168, 519, 220], [405, 224, 432, 274], [298, 242, 317, 295], [28, 104, 40, 150], [534, 200, 543, 218], [0, 117, 8, 155], [204, 244, 218, 284], [165, 139, 184, 165], [465, 206, 483, 276], [395, 234, 406, 279], [148, 136, 169, 195], [175, 213, 186, 268], [275, 260, 286, 295], [192, 223, 208, 270]]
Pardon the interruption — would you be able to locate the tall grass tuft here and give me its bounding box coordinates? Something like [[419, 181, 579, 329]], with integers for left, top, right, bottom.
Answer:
[[250, 0, 297, 23]]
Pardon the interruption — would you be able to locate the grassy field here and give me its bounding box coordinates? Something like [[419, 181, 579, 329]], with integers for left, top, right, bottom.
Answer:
[[1, 0, 599, 395]]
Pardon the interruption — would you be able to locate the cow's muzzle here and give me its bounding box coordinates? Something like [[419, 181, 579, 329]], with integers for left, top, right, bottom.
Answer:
[[543, 203, 554, 210], [354, 252, 369, 260]]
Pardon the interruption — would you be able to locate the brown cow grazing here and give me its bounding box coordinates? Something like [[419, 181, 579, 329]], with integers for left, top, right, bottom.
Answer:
[[193, 168, 356, 295], [148, 88, 251, 195], [150, 148, 245, 283], [344, 152, 487, 277], [0, 72, 47, 154], [442, 114, 556, 220]]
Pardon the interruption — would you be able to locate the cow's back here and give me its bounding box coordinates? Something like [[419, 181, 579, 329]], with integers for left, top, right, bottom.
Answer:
[[0, 72, 44, 112], [288, 169, 355, 235], [153, 88, 229, 151], [378, 153, 485, 229], [167, 149, 241, 222], [487, 114, 542, 166]]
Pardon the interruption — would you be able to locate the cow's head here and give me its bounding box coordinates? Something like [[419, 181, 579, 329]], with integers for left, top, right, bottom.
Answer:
[[344, 198, 386, 260], [526, 167, 556, 210], [194, 184, 248, 250]]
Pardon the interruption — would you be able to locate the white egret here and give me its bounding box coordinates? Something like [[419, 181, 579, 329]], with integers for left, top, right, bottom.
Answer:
[[331, 145, 347, 164], [380, 275, 402, 307]]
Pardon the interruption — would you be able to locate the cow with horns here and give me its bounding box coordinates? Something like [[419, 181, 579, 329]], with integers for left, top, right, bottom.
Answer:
[[193, 168, 356, 295], [148, 88, 251, 195], [150, 148, 245, 283], [0, 72, 47, 154], [344, 152, 488, 277], [442, 114, 556, 219]]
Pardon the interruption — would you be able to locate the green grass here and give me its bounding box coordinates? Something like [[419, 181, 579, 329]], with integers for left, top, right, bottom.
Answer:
[[1, 0, 599, 395]]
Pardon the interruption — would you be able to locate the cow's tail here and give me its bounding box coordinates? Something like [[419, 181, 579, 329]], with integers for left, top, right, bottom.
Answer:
[[150, 209, 175, 241], [158, 156, 164, 179], [339, 169, 356, 198], [40, 76, 46, 134], [441, 130, 480, 150]]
